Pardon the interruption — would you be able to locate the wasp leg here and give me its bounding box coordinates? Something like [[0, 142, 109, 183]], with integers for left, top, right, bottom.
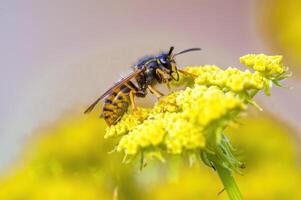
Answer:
[[156, 68, 171, 89], [125, 81, 146, 111], [148, 85, 164, 99], [178, 69, 198, 78], [155, 68, 170, 80], [124, 83, 138, 111], [124, 82, 138, 111], [129, 90, 137, 110]]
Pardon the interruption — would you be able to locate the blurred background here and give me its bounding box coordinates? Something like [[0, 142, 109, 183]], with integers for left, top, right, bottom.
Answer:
[[1, 0, 301, 199]]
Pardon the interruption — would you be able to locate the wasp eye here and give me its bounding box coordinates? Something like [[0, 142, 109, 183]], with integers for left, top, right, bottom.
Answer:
[[160, 58, 166, 64]]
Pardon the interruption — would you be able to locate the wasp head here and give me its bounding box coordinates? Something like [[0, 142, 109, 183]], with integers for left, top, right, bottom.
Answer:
[[157, 46, 201, 81], [157, 47, 179, 81]]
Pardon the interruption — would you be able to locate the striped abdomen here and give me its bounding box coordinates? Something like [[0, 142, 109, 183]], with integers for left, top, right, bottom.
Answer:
[[103, 85, 131, 125]]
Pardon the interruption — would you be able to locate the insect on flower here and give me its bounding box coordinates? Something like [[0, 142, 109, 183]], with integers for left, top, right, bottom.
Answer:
[[84, 46, 201, 126]]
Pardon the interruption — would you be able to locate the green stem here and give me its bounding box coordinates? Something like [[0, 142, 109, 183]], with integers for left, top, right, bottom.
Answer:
[[202, 134, 244, 200], [214, 162, 243, 200]]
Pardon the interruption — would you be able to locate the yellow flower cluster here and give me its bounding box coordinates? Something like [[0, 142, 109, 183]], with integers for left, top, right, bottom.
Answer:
[[177, 54, 287, 94], [106, 54, 289, 162], [108, 86, 244, 155], [240, 54, 285, 76], [104, 108, 150, 138], [181, 65, 266, 92]]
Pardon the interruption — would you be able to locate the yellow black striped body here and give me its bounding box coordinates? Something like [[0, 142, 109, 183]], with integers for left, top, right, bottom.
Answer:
[[103, 85, 131, 125]]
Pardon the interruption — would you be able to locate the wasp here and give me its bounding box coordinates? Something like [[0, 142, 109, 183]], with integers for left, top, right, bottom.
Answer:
[[84, 46, 201, 126]]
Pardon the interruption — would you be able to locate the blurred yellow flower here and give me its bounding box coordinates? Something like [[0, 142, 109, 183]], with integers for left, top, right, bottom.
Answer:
[[0, 114, 141, 200], [260, 0, 301, 72]]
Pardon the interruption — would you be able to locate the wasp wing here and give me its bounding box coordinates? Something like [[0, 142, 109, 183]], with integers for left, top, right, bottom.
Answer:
[[84, 67, 144, 114]]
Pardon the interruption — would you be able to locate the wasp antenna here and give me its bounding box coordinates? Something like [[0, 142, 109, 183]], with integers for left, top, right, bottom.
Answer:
[[174, 48, 202, 57], [168, 46, 174, 57]]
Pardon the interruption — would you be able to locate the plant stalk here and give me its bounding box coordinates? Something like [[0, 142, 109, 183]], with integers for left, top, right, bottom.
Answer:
[[214, 162, 243, 200]]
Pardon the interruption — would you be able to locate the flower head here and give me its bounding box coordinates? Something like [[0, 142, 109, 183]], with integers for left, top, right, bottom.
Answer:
[[105, 54, 289, 171]]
